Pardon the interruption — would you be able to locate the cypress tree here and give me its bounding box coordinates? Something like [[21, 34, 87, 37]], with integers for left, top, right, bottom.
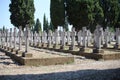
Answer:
[[100, 0, 119, 28], [66, 0, 95, 31], [63, 17, 69, 31], [114, 0, 120, 28], [50, 0, 65, 29], [34, 18, 42, 33], [9, 0, 35, 30], [43, 14, 49, 32], [49, 21, 54, 31], [115, 12, 120, 28], [2, 26, 5, 32], [89, 0, 104, 32], [94, 0, 104, 25]]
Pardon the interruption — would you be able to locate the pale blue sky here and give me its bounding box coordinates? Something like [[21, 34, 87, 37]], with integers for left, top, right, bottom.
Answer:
[[0, 0, 50, 30]]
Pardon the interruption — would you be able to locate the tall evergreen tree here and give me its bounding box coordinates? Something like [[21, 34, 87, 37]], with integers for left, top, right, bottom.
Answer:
[[115, 12, 120, 28], [89, 0, 104, 32], [100, 0, 119, 28], [66, 0, 95, 31], [49, 21, 54, 31], [114, 0, 120, 28], [0, 29, 2, 31], [64, 0, 69, 31], [63, 17, 69, 31], [50, 0, 65, 29], [34, 18, 41, 33], [2, 26, 5, 32], [9, 0, 35, 30], [43, 14, 49, 32], [94, 0, 104, 25]]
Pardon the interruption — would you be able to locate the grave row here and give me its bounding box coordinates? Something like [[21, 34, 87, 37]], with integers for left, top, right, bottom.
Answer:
[[0, 25, 120, 56]]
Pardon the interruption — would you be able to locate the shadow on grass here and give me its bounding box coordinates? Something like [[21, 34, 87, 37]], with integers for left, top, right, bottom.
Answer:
[[0, 68, 120, 80]]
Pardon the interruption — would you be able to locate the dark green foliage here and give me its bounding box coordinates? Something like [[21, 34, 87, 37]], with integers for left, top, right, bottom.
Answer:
[[50, 0, 65, 29], [63, 17, 69, 31], [0, 29, 2, 31], [63, 23, 69, 31], [93, 0, 104, 25], [89, 0, 104, 32], [34, 18, 41, 33], [115, 13, 120, 28], [66, 0, 95, 31], [2, 26, 5, 32], [115, 1, 120, 28], [65, 0, 120, 31], [43, 14, 49, 32], [31, 26, 34, 32], [49, 21, 54, 31], [9, 0, 35, 30], [100, 0, 119, 28]]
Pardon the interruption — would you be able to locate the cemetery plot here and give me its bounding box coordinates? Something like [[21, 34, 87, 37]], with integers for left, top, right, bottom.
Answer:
[[0, 25, 120, 66], [0, 46, 74, 66], [32, 43, 120, 60]]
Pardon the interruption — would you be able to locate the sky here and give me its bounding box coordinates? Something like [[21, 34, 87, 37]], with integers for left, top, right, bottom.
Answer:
[[0, 0, 50, 30]]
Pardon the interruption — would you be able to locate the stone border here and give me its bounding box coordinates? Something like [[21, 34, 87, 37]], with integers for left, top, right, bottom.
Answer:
[[0, 48, 74, 66], [76, 52, 120, 60], [32, 45, 120, 60]]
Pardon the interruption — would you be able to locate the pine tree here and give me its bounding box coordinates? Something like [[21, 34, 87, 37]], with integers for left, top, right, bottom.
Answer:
[[9, 0, 35, 30], [34, 18, 42, 33]]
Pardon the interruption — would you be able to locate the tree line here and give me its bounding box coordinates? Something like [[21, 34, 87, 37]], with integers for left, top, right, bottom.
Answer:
[[50, 0, 120, 32], [9, 0, 54, 33], [32, 14, 54, 33], [9, 0, 120, 33]]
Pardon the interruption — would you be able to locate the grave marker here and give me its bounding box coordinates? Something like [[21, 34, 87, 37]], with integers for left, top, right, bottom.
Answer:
[[69, 27, 76, 50]]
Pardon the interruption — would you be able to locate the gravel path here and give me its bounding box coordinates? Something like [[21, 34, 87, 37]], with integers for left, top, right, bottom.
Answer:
[[0, 50, 120, 80]]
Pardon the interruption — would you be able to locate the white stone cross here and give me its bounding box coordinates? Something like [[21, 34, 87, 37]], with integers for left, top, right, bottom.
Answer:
[[104, 27, 110, 48], [96, 25, 102, 49], [82, 27, 87, 48], [38, 31, 42, 44], [0, 31, 2, 46], [13, 28, 17, 49], [69, 27, 76, 50], [48, 30, 52, 46], [19, 26, 22, 50], [77, 30, 82, 46], [6, 29, 9, 47], [9, 28, 12, 48], [61, 29, 66, 46], [54, 29, 59, 45], [67, 31, 71, 45], [25, 25, 30, 52], [34, 31, 37, 46]]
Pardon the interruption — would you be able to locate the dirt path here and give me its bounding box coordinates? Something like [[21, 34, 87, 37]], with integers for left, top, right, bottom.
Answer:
[[0, 50, 120, 80]]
